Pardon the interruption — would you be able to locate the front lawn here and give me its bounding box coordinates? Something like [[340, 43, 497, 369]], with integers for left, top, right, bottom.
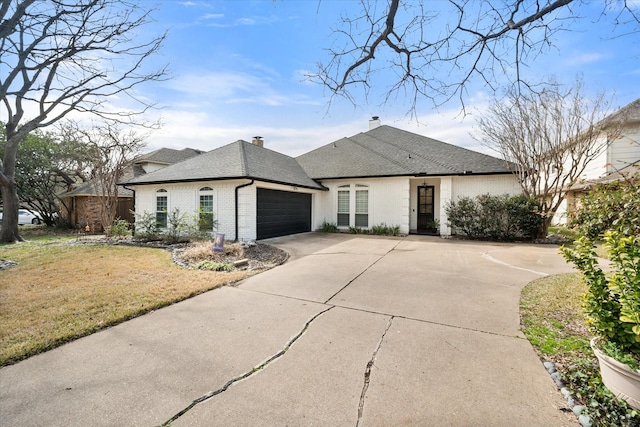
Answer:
[[521, 273, 640, 426], [0, 236, 251, 366]]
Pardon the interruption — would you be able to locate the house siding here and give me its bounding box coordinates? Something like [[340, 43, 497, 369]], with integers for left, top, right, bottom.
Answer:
[[451, 174, 521, 200], [134, 181, 243, 240], [609, 123, 640, 172], [133, 180, 322, 241], [314, 177, 410, 235]]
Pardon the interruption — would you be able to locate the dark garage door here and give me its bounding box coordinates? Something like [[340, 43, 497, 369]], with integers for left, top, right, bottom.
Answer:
[[257, 188, 311, 240]]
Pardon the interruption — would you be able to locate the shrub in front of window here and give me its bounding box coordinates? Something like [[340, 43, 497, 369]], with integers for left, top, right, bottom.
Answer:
[[133, 211, 160, 240], [446, 194, 541, 240], [370, 223, 401, 236]]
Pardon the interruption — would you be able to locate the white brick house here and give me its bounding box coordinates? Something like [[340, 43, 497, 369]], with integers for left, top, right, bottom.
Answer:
[[125, 121, 520, 240], [554, 98, 640, 224]]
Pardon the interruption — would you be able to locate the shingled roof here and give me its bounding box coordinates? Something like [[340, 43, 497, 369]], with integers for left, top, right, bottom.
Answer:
[[296, 125, 512, 179], [134, 147, 205, 166], [125, 140, 325, 190]]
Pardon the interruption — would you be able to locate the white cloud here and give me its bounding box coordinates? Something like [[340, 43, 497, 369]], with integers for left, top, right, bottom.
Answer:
[[163, 71, 321, 108], [200, 13, 224, 20]]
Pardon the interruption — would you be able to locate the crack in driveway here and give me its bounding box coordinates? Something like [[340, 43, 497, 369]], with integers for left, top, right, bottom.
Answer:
[[159, 306, 334, 426], [356, 315, 393, 427], [324, 239, 405, 304]]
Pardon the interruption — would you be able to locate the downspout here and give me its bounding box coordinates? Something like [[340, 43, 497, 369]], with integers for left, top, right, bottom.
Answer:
[[234, 179, 254, 242], [121, 184, 136, 234]]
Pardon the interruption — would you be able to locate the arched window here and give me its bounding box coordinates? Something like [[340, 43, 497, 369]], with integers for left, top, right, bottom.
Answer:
[[355, 185, 369, 228], [156, 189, 168, 228], [199, 187, 214, 231]]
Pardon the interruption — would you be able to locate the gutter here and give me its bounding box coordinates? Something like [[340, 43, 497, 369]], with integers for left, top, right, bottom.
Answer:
[[234, 179, 254, 242]]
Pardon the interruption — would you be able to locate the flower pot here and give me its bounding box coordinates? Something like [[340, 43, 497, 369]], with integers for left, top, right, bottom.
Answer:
[[591, 338, 640, 409]]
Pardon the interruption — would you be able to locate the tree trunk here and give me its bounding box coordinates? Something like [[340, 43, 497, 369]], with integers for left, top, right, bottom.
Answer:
[[538, 216, 553, 239], [0, 181, 23, 243], [1, 124, 25, 243]]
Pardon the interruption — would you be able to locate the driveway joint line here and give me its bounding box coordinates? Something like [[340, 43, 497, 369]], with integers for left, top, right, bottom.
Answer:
[[234, 288, 525, 341], [324, 238, 406, 304], [159, 306, 334, 426], [356, 315, 394, 427]]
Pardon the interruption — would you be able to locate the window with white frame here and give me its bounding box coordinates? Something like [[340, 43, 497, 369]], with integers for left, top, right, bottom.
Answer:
[[199, 187, 214, 231], [355, 188, 369, 227], [337, 184, 369, 228], [337, 188, 350, 227], [156, 189, 168, 228]]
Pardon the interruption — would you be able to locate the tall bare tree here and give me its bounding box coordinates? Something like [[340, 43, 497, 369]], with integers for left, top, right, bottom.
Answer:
[[314, 0, 638, 113], [0, 0, 167, 243], [475, 81, 621, 237], [62, 121, 146, 234]]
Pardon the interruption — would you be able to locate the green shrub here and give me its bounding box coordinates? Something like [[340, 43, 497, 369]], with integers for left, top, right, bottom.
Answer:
[[561, 232, 640, 355], [108, 218, 130, 238], [446, 193, 542, 240], [198, 208, 219, 232], [194, 260, 233, 271], [319, 221, 339, 233], [370, 223, 401, 236], [133, 211, 160, 240], [134, 209, 207, 243], [568, 174, 640, 239], [349, 226, 367, 234]]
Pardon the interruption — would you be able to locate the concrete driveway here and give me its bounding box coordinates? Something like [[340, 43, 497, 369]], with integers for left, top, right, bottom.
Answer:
[[0, 233, 577, 426]]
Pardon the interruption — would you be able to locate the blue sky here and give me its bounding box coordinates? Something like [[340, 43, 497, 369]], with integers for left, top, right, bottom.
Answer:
[[134, 0, 639, 157]]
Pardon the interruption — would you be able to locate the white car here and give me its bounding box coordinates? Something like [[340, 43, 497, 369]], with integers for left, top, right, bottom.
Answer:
[[0, 209, 42, 225]]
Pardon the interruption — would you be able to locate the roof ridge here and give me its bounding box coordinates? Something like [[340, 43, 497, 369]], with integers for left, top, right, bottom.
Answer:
[[238, 140, 249, 176], [345, 135, 416, 174], [367, 128, 460, 173]]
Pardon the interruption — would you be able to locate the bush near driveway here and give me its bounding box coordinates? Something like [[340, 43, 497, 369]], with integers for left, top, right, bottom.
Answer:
[[0, 240, 251, 366], [521, 274, 640, 426]]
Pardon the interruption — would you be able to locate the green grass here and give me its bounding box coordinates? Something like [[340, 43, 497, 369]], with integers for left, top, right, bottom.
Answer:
[[521, 273, 640, 426]]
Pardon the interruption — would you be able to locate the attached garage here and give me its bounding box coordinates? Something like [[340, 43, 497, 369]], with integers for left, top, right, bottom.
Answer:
[[257, 188, 312, 240]]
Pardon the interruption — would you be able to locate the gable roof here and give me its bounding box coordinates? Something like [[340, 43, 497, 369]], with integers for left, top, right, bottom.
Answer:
[[125, 140, 326, 190], [134, 147, 205, 166], [602, 98, 640, 126], [296, 125, 512, 179]]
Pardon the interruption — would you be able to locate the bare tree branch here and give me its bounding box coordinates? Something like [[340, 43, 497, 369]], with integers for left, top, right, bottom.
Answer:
[[0, 0, 167, 243], [311, 0, 638, 114], [475, 79, 622, 237]]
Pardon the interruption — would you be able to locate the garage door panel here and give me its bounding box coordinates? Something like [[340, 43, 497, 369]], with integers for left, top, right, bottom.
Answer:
[[257, 189, 311, 240]]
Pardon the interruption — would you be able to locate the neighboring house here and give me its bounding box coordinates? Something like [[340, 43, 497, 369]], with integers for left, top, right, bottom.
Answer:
[[59, 147, 204, 231], [125, 119, 521, 240], [554, 98, 640, 224]]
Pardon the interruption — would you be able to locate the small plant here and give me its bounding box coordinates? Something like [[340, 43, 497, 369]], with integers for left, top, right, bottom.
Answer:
[[194, 260, 233, 271], [107, 217, 130, 238], [198, 208, 219, 232], [349, 226, 368, 234], [370, 223, 401, 236], [132, 211, 160, 240], [425, 219, 440, 230], [319, 221, 339, 233]]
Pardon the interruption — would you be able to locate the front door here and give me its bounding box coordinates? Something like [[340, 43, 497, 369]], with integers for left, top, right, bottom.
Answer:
[[417, 186, 435, 231]]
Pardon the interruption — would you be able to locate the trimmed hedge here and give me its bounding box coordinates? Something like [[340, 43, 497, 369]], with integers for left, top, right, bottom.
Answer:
[[446, 194, 542, 241]]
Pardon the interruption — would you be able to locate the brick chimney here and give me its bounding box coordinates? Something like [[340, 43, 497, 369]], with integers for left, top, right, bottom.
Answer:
[[252, 136, 263, 147], [369, 116, 381, 130]]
